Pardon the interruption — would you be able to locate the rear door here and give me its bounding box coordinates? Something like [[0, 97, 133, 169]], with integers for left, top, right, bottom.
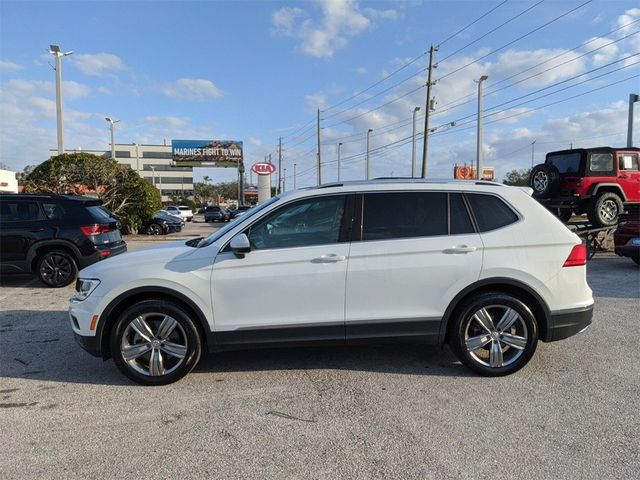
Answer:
[[345, 191, 483, 343]]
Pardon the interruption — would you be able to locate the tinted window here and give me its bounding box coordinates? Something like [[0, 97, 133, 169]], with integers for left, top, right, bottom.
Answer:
[[42, 202, 67, 220], [248, 196, 346, 250], [0, 201, 41, 222], [467, 194, 518, 232], [449, 193, 474, 235], [590, 153, 613, 172], [362, 192, 447, 241], [547, 153, 581, 174], [86, 205, 115, 221]]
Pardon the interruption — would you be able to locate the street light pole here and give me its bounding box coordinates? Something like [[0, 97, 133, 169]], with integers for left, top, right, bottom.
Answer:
[[531, 139, 536, 168], [366, 129, 373, 180], [628, 93, 639, 147], [293, 163, 297, 190], [337, 143, 343, 182], [476, 75, 488, 180], [49, 45, 73, 155], [105, 117, 120, 161], [411, 106, 421, 177], [283, 168, 287, 192]]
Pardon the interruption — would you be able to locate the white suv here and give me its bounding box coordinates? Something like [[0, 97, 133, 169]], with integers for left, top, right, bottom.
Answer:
[[165, 205, 193, 222], [69, 180, 593, 385]]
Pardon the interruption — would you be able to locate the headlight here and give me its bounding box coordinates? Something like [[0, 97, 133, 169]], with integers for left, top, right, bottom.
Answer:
[[73, 278, 101, 301]]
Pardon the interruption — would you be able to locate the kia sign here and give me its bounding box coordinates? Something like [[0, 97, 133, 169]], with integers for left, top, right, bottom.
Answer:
[[251, 162, 276, 175], [172, 139, 243, 167]]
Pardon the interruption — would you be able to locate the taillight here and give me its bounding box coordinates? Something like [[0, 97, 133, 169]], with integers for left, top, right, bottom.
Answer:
[[80, 224, 111, 236], [563, 244, 587, 267]]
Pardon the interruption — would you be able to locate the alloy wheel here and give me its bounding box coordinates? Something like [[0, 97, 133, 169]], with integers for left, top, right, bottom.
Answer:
[[39, 253, 74, 287], [120, 313, 188, 377], [598, 199, 618, 222], [532, 171, 548, 193], [464, 305, 528, 368]]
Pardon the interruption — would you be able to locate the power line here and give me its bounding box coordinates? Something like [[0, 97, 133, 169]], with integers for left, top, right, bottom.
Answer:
[[436, 0, 593, 82], [438, 0, 510, 47]]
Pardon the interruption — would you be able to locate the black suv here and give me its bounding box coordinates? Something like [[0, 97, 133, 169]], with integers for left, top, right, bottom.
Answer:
[[0, 194, 126, 287], [204, 205, 231, 222]]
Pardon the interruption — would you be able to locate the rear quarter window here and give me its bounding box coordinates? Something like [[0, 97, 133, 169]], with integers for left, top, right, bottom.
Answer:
[[466, 194, 519, 232], [86, 205, 115, 221]]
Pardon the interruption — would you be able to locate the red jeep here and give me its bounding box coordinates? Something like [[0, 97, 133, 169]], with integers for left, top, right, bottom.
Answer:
[[529, 147, 640, 226]]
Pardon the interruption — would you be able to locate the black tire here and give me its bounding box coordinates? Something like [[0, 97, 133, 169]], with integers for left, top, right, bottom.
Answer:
[[555, 208, 573, 223], [587, 192, 623, 227], [36, 249, 78, 288], [632, 256, 639, 266], [110, 300, 202, 386], [146, 223, 163, 235], [449, 292, 538, 377], [529, 164, 560, 198]]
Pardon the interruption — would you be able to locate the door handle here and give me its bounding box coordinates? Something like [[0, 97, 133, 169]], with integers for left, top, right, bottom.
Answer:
[[618, 175, 628, 179], [313, 254, 346, 263], [443, 245, 477, 254], [30, 227, 45, 232]]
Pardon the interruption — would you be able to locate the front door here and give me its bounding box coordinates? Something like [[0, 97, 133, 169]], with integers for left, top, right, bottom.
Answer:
[[617, 151, 640, 202], [211, 194, 353, 347]]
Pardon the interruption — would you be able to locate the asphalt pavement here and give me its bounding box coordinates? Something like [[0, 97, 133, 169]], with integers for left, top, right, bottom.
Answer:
[[0, 225, 638, 479]]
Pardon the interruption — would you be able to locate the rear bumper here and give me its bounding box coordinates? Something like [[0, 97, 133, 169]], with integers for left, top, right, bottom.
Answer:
[[543, 304, 593, 342], [78, 241, 127, 269]]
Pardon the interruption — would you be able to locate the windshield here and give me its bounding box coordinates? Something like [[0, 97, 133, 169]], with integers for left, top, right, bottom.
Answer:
[[197, 196, 280, 248], [547, 152, 581, 174]]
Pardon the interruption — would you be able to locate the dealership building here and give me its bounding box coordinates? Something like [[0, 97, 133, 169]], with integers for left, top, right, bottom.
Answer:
[[49, 144, 193, 202]]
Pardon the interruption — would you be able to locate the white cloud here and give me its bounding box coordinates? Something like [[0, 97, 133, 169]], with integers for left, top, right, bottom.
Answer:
[[249, 137, 263, 147], [272, 0, 398, 58], [144, 115, 191, 129], [72, 53, 125, 76], [0, 60, 23, 71], [162, 78, 225, 101], [3, 79, 90, 99], [97, 86, 112, 95], [354, 66, 368, 74], [586, 37, 620, 67], [495, 49, 587, 88], [305, 93, 327, 109]]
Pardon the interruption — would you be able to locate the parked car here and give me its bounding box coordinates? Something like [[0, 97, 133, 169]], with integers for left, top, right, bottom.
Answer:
[[614, 206, 640, 265], [529, 146, 640, 226], [69, 180, 593, 385], [142, 213, 184, 235], [165, 205, 194, 222], [229, 205, 253, 219], [204, 205, 230, 222], [157, 209, 185, 225], [1, 194, 126, 287]]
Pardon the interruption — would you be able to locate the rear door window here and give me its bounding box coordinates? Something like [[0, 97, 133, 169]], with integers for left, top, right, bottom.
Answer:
[[42, 202, 67, 220], [589, 153, 614, 174], [466, 194, 519, 232], [361, 192, 448, 241]]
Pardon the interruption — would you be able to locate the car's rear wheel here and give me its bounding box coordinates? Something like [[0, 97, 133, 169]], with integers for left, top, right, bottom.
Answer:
[[36, 249, 78, 288], [587, 192, 623, 227], [110, 300, 202, 385], [450, 293, 538, 376], [146, 223, 163, 235], [554, 208, 573, 223]]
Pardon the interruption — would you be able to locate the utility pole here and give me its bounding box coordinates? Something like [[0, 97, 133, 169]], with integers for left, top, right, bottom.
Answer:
[[628, 93, 639, 147], [283, 168, 287, 192], [421, 45, 437, 179], [366, 129, 373, 180], [49, 45, 72, 155], [293, 163, 297, 190], [317, 108, 322, 186], [476, 75, 488, 180], [277, 136, 282, 194], [337, 143, 343, 182], [412, 107, 421, 177]]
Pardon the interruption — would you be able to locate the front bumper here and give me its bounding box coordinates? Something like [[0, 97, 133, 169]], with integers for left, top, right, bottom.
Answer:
[[543, 304, 594, 342], [73, 331, 100, 357]]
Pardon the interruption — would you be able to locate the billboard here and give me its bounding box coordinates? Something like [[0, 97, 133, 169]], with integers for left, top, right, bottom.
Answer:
[[453, 165, 495, 181], [172, 139, 243, 167]]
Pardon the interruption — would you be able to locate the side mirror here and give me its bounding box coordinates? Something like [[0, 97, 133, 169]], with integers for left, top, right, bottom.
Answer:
[[230, 233, 251, 258]]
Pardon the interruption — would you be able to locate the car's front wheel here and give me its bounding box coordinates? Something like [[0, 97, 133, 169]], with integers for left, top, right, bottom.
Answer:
[[450, 293, 538, 376], [110, 300, 202, 385]]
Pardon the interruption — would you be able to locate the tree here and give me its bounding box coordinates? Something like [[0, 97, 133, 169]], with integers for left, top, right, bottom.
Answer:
[[24, 153, 161, 233], [502, 168, 531, 186]]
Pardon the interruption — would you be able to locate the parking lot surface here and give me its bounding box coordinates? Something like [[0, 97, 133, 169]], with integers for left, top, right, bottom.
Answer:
[[1, 225, 638, 479]]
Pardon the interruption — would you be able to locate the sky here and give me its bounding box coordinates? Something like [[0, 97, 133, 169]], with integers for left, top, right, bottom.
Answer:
[[0, 0, 639, 188]]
